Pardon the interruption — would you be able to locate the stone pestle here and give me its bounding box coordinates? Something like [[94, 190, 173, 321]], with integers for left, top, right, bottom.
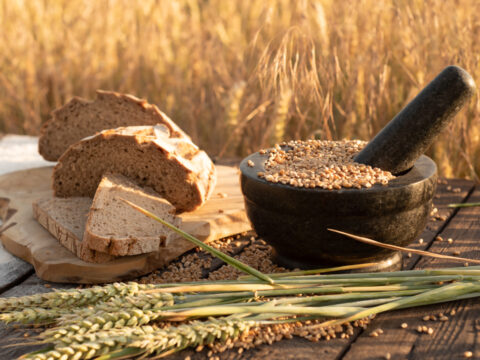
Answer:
[[354, 65, 476, 175]]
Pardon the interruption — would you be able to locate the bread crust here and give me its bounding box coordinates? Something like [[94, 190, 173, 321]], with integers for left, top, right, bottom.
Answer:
[[32, 198, 115, 263], [39, 90, 190, 161], [52, 125, 217, 212], [84, 173, 182, 256]]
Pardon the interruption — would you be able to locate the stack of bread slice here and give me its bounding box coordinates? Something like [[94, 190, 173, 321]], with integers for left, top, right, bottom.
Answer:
[[33, 91, 217, 263]]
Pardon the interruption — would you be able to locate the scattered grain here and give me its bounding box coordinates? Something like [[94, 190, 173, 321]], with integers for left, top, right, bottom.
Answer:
[[208, 317, 371, 354], [247, 160, 255, 167], [407, 252, 412, 258], [419, 238, 424, 244], [447, 238, 453, 244], [464, 351, 473, 358], [435, 236, 443, 242], [439, 316, 449, 321], [450, 309, 456, 316], [453, 187, 462, 193], [453, 251, 461, 256], [427, 327, 434, 335], [384, 353, 391, 360], [401, 322, 408, 329], [422, 315, 430, 321]]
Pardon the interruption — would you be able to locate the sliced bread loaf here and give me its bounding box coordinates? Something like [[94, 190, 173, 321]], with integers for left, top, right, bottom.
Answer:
[[84, 173, 181, 256], [39, 90, 189, 161], [52, 125, 217, 212], [32, 197, 115, 263]]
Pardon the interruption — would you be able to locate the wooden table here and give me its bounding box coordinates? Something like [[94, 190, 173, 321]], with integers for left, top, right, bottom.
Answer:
[[0, 176, 479, 360]]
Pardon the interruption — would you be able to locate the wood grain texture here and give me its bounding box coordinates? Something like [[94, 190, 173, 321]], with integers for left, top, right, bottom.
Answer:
[[0, 196, 33, 293], [0, 197, 8, 222], [403, 178, 474, 269], [342, 181, 480, 360], [0, 165, 251, 283], [0, 178, 476, 360]]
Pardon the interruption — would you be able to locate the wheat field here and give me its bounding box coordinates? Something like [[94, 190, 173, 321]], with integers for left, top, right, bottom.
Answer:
[[0, 0, 479, 178]]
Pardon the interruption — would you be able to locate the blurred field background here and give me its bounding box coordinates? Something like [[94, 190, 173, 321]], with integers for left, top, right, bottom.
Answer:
[[0, 0, 479, 179]]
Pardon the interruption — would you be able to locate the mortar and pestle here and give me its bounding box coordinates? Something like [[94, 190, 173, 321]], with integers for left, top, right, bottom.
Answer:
[[240, 66, 476, 271]]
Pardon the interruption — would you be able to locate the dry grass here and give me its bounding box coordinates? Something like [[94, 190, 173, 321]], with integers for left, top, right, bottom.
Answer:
[[0, 0, 480, 178]]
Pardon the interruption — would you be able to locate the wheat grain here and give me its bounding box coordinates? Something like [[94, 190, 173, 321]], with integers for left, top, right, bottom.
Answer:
[[258, 139, 394, 189]]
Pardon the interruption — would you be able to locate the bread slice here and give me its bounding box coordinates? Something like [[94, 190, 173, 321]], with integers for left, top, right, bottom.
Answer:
[[39, 90, 189, 161], [84, 174, 181, 256], [53, 125, 217, 212], [32, 198, 115, 263]]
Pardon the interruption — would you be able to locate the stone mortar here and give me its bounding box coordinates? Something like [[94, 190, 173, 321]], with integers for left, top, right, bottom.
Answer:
[[240, 153, 437, 270], [240, 66, 475, 271]]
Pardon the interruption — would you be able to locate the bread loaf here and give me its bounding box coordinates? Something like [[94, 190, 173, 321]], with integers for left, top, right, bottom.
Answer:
[[84, 173, 181, 256], [53, 125, 217, 212], [39, 90, 189, 161], [32, 197, 116, 263]]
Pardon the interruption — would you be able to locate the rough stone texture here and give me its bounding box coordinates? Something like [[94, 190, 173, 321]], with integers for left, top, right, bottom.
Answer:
[[354, 65, 476, 174], [240, 152, 437, 269]]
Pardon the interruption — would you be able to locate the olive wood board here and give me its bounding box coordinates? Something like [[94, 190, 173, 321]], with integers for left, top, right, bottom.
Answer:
[[0, 165, 250, 283]]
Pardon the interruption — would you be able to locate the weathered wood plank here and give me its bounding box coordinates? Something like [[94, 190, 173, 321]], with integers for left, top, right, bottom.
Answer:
[[168, 179, 475, 359], [0, 178, 473, 360], [167, 336, 356, 360], [342, 183, 480, 360], [0, 243, 33, 293], [403, 178, 474, 269], [0, 274, 74, 359], [0, 198, 33, 293]]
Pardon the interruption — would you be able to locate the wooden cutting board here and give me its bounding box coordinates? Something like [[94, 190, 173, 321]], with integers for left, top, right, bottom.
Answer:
[[0, 165, 251, 284]]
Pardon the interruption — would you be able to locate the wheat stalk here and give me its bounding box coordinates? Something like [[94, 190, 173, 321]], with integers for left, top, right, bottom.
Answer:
[[0, 283, 159, 312], [23, 318, 255, 360], [0, 293, 176, 325]]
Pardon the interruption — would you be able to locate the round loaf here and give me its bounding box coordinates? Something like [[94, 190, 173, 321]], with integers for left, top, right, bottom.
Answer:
[[52, 125, 217, 213], [39, 90, 189, 161]]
